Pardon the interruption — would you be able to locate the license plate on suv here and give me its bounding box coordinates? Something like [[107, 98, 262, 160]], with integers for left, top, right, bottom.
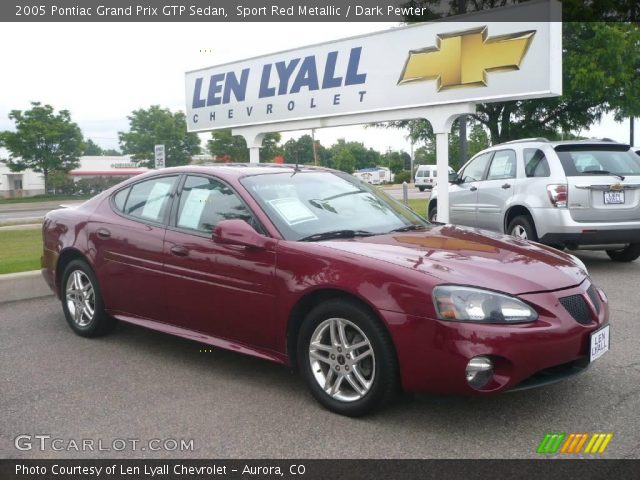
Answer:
[[590, 325, 610, 362], [604, 191, 625, 204]]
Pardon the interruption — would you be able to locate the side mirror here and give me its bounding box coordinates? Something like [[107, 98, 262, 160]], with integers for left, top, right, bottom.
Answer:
[[212, 219, 267, 249], [449, 172, 460, 184]]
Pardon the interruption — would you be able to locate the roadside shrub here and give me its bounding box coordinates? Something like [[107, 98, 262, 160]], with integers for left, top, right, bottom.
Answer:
[[394, 171, 411, 184]]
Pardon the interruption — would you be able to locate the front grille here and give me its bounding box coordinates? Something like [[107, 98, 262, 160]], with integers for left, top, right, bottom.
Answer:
[[559, 294, 593, 325], [587, 285, 600, 314]]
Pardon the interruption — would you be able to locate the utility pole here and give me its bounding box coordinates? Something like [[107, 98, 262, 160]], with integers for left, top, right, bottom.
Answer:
[[631, 117, 635, 147], [311, 128, 318, 166]]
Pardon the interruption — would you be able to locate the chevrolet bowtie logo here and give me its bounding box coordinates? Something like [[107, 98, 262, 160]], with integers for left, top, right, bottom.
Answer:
[[398, 27, 535, 91]]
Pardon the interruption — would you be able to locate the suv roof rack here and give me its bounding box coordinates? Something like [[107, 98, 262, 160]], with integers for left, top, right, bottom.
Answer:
[[500, 138, 550, 145]]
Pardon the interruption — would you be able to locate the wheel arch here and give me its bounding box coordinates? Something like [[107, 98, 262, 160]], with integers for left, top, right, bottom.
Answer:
[[56, 248, 91, 297], [504, 205, 534, 234], [286, 288, 398, 372]]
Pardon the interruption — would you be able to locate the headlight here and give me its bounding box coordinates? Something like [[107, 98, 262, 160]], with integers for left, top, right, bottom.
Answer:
[[432, 286, 538, 323], [568, 254, 588, 274]]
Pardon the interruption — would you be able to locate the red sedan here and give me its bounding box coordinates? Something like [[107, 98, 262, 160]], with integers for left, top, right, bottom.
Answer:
[[42, 165, 610, 416]]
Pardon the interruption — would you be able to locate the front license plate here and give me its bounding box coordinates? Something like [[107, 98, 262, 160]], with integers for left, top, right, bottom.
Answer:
[[604, 191, 625, 204], [590, 325, 610, 362]]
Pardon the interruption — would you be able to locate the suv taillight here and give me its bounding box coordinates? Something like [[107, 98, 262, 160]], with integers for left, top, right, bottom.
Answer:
[[547, 184, 568, 208]]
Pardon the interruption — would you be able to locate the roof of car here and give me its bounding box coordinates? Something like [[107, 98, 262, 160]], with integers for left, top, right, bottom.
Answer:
[[493, 138, 631, 148], [150, 163, 331, 180]]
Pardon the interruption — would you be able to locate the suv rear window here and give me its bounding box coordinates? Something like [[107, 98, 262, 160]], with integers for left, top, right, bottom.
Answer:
[[555, 145, 640, 177]]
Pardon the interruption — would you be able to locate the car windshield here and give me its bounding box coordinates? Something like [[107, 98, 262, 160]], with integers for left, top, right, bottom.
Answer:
[[241, 171, 428, 241], [556, 146, 640, 177]]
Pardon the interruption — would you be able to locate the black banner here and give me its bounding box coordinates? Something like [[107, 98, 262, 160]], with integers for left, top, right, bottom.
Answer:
[[1, 459, 639, 480], [1, 0, 621, 22]]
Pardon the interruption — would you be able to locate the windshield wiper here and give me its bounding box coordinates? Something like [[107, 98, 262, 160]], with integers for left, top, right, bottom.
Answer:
[[582, 170, 625, 181], [298, 229, 375, 242], [387, 225, 428, 233]]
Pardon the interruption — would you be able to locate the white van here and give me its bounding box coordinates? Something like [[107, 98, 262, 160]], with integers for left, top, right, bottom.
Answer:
[[414, 165, 455, 192]]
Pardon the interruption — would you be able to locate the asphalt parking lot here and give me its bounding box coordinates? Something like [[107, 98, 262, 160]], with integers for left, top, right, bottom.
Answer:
[[1, 250, 638, 459]]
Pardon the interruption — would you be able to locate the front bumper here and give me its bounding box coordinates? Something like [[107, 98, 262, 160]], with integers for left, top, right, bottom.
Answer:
[[384, 280, 608, 395]]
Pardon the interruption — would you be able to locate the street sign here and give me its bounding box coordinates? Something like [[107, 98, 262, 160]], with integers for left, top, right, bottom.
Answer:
[[154, 145, 165, 169]]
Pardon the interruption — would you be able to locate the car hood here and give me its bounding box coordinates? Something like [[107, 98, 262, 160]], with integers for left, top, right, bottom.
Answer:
[[318, 225, 585, 295]]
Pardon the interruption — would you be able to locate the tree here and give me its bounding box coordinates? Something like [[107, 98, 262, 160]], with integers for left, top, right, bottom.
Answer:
[[102, 148, 122, 156], [284, 135, 316, 164], [0, 102, 83, 192], [207, 129, 249, 162], [333, 149, 356, 173], [119, 105, 201, 167], [260, 133, 283, 162], [83, 138, 103, 156]]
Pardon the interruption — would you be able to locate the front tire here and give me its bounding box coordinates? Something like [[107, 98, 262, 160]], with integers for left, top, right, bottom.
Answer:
[[507, 215, 538, 242], [61, 260, 116, 337], [428, 206, 438, 223], [606, 244, 640, 262], [297, 299, 398, 416]]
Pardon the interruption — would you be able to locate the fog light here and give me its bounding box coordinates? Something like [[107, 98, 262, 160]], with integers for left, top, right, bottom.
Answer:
[[466, 356, 493, 390]]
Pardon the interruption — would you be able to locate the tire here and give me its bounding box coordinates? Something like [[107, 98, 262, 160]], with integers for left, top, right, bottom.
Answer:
[[507, 215, 538, 242], [61, 259, 116, 337], [418, 186, 425, 192], [297, 298, 398, 417], [428, 206, 438, 223], [606, 244, 640, 262]]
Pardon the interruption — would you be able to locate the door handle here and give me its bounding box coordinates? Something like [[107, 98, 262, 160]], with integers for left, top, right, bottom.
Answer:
[[96, 228, 111, 239], [501, 183, 512, 189], [170, 245, 188, 257], [470, 186, 478, 192]]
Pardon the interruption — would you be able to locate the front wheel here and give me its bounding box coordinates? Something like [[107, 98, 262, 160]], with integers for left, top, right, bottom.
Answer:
[[428, 207, 438, 223], [297, 299, 398, 416], [606, 244, 640, 262], [61, 260, 116, 337]]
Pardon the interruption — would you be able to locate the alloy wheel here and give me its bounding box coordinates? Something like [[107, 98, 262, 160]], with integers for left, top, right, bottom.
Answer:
[[65, 270, 95, 327], [511, 225, 528, 239], [308, 318, 375, 402]]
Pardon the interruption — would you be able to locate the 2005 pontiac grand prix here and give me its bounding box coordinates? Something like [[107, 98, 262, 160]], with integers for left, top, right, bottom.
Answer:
[[42, 165, 610, 416]]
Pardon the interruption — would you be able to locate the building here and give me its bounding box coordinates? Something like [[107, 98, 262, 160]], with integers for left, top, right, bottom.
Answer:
[[0, 156, 148, 198]]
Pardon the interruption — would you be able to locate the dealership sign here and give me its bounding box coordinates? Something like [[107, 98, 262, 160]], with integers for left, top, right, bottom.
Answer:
[[185, 17, 561, 132]]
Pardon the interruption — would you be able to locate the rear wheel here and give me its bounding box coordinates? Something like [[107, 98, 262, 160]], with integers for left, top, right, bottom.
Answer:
[[507, 215, 538, 242], [606, 244, 640, 262], [61, 260, 116, 337], [297, 299, 398, 416]]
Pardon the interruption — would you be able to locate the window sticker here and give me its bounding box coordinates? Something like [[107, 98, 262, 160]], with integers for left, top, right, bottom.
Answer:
[[140, 182, 172, 220], [268, 197, 317, 225], [179, 188, 212, 229]]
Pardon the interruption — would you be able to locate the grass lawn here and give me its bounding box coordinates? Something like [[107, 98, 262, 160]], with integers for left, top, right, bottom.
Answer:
[[0, 229, 42, 274], [407, 198, 428, 217], [0, 194, 90, 204]]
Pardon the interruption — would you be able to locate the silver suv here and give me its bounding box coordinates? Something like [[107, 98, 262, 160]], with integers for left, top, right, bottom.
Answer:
[[428, 139, 640, 261]]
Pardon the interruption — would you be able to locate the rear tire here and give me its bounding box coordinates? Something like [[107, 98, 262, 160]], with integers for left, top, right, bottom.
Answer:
[[606, 244, 640, 262], [507, 215, 538, 242], [61, 260, 116, 337], [297, 299, 398, 417]]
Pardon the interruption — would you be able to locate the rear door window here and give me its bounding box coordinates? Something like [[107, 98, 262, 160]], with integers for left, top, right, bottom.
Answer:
[[486, 150, 516, 180], [124, 176, 179, 224]]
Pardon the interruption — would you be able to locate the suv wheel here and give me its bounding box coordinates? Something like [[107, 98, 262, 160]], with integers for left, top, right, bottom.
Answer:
[[507, 215, 538, 242], [297, 299, 398, 416], [606, 244, 640, 262]]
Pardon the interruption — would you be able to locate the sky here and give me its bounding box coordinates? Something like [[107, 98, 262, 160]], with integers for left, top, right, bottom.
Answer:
[[0, 22, 637, 158]]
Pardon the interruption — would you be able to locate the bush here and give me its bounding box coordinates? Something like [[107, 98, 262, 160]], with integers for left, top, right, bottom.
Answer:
[[394, 171, 411, 184]]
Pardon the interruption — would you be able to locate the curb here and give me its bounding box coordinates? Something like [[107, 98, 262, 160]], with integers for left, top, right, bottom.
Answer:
[[0, 270, 53, 303]]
